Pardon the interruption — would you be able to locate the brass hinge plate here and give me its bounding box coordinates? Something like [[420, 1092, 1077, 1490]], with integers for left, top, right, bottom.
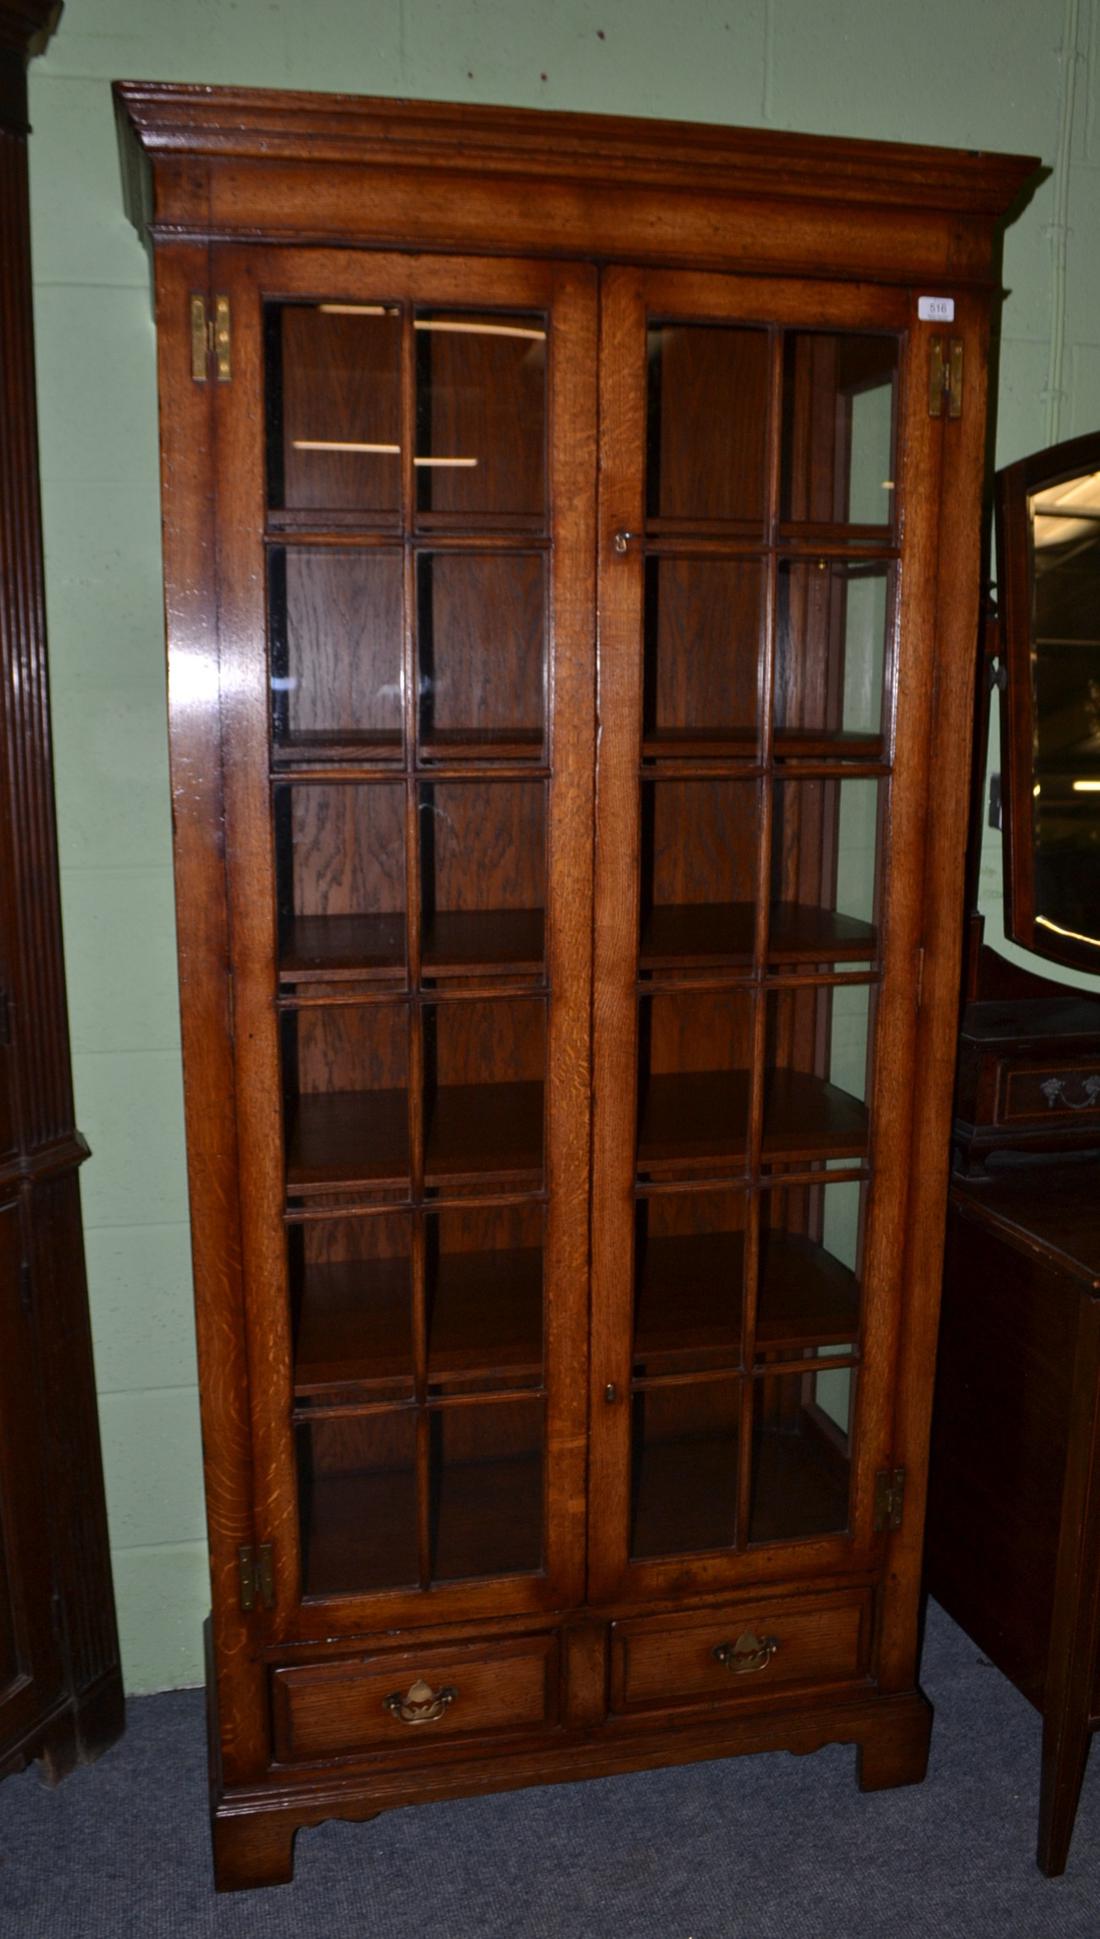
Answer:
[[190, 294, 231, 384], [238, 1541, 274, 1612], [929, 336, 963, 418], [874, 1467, 906, 1533]]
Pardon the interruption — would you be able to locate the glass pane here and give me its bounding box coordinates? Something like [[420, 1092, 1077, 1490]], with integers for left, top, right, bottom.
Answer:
[[420, 782, 546, 980], [1028, 477, 1100, 949], [646, 323, 769, 527], [270, 548, 403, 762], [415, 311, 546, 520], [642, 558, 763, 750], [630, 1379, 740, 1559], [763, 986, 872, 1168], [282, 1001, 410, 1197], [775, 561, 891, 751], [424, 997, 544, 1192], [780, 333, 898, 530], [770, 777, 883, 966], [633, 1190, 747, 1378], [417, 552, 545, 758], [275, 783, 406, 985], [430, 1397, 543, 1580], [755, 1179, 863, 1361], [639, 779, 760, 973], [637, 991, 754, 1179], [291, 1214, 413, 1404], [427, 1204, 544, 1396], [749, 1366, 853, 1543], [299, 1407, 417, 1596], [268, 302, 402, 516]]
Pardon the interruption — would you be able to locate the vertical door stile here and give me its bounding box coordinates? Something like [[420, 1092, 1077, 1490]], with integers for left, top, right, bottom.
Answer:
[[212, 248, 302, 1622], [588, 267, 647, 1604]]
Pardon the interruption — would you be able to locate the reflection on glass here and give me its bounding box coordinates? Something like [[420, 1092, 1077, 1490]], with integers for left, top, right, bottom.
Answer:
[[748, 1367, 852, 1543], [636, 991, 754, 1178], [415, 311, 546, 520], [775, 561, 890, 750], [291, 1214, 413, 1405], [763, 986, 872, 1167], [1028, 471, 1100, 950], [780, 333, 897, 530], [268, 303, 402, 515], [299, 1409, 418, 1596], [646, 324, 769, 526], [755, 1180, 863, 1360], [270, 548, 403, 761], [431, 1397, 544, 1579], [642, 557, 763, 749], [630, 1379, 740, 1558], [282, 1001, 410, 1196], [424, 997, 545, 1191], [427, 1204, 544, 1396], [420, 781, 546, 979], [770, 777, 882, 965], [275, 782, 406, 983], [633, 1191, 747, 1378], [640, 779, 759, 970], [417, 552, 545, 757]]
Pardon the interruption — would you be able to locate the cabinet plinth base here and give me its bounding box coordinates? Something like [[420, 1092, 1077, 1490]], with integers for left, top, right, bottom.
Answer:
[[208, 1683, 932, 1891]]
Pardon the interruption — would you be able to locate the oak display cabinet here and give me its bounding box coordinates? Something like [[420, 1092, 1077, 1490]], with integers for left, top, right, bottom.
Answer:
[[114, 83, 1035, 1889]]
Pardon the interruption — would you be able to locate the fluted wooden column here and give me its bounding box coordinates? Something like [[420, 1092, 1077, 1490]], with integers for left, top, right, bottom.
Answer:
[[0, 0, 124, 1781]]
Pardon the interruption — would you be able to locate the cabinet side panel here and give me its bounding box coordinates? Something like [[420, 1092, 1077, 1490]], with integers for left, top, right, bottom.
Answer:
[[154, 243, 267, 1782], [877, 291, 993, 1692]]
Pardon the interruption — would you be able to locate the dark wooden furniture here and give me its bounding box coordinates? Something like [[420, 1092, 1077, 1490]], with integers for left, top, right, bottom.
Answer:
[[928, 1169, 1100, 1876], [0, 1, 123, 1785], [114, 80, 1035, 1889], [997, 430, 1100, 977], [926, 424, 1100, 1876]]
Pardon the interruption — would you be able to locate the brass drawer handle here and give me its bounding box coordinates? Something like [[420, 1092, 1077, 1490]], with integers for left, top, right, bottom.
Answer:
[[713, 1630, 780, 1675], [383, 1677, 457, 1725]]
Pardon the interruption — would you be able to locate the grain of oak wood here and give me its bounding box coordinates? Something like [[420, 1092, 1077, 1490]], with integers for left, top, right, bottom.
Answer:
[[114, 81, 1037, 1888]]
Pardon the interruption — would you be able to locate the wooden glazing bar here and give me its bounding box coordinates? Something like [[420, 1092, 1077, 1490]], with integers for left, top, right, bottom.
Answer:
[[636, 968, 880, 998], [632, 1353, 859, 1395], [264, 529, 552, 552], [738, 327, 786, 1548], [278, 978, 549, 1010], [293, 1385, 548, 1425], [285, 1187, 549, 1222], [638, 760, 892, 782], [635, 1163, 870, 1199]]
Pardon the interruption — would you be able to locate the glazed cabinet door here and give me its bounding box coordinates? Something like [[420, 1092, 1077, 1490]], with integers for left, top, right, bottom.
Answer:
[[589, 268, 942, 1604], [209, 248, 596, 1640]]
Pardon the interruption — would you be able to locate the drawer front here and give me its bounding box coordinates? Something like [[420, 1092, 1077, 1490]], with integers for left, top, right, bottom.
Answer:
[[611, 1591, 871, 1715], [272, 1632, 559, 1762], [998, 1061, 1100, 1126]]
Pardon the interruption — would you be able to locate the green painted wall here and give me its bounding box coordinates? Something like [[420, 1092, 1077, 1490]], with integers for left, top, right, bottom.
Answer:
[[25, 0, 1100, 1692]]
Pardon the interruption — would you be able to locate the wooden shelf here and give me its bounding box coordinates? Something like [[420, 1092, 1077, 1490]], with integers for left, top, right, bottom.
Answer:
[[300, 1450, 542, 1595], [272, 729, 403, 765], [419, 729, 543, 762], [634, 1228, 858, 1373], [280, 913, 406, 983], [629, 1416, 850, 1560], [641, 728, 885, 762], [637, 1069, 868, 1178], [293, 1246, 542, 1399], [287, 1091, 410, 1194], [640, 901, 876, 970], [422, 908, 544, 978], [286, 1081, 544, 1195], [426, 1080, 543, 1189]]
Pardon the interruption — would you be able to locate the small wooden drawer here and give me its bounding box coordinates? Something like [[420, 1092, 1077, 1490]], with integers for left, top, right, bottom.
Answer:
[[997, 1061, 1100, 1126], [610, 1591, 871, 1715], [272, 1632, 559, 1763]]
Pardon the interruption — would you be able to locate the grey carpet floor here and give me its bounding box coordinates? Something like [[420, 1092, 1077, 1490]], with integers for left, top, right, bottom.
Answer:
[[2, 1600, 1099, 1937]]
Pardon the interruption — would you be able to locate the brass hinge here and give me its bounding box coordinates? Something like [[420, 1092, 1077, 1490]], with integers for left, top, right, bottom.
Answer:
[[874, 1467, 906, 1533], [238, 1542, 275, 1613], [928, 336, 963, 418], [190, 293, 232, 384]]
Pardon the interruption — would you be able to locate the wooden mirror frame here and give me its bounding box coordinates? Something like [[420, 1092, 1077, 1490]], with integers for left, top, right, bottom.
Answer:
[[997, 427, 1100, 976]]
